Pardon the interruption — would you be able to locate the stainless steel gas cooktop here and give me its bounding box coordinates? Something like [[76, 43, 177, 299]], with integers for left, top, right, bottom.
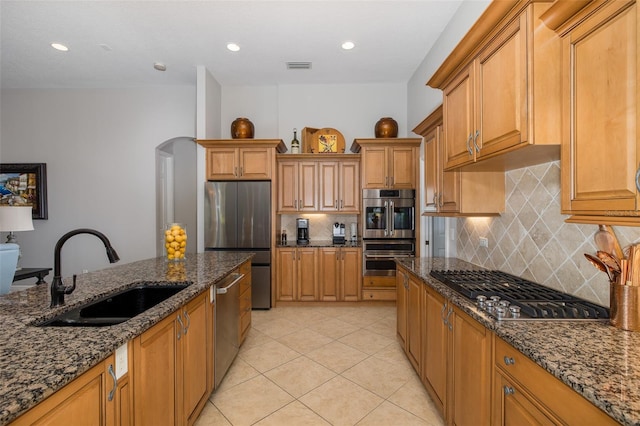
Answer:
[[430, 270, 609, 321]]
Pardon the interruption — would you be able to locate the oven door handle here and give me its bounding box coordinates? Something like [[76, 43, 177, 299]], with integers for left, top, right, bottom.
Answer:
[[364, 254, 413, 259], [389, 200, 394, 236], [383, 201, 389, 236]]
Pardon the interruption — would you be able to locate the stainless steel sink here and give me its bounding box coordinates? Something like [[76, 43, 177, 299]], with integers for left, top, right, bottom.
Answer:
[[36, 282, 190, 327]]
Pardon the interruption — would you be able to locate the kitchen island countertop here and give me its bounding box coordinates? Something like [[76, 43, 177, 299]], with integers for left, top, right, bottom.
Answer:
[[0, 251, 252, 425], [397, 257, 640, 426]]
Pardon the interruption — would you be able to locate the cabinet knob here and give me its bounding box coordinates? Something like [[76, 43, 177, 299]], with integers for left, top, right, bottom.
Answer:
[[503, 386, 515, 396], [503, 356, 515, 366]]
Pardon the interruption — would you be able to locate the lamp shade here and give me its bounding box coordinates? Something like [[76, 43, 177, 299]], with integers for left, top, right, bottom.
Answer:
[[0, 206, 35, 232]]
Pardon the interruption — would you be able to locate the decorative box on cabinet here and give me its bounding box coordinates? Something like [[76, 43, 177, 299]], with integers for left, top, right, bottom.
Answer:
[[197, 139, 286, 181], [540, 0, 640, 225], [414, 105, 504, 216], [350, 139, 421, 189], [427, 0, 562, 172]]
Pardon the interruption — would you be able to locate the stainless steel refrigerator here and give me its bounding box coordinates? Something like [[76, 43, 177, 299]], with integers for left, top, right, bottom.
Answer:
[[204, 181, 271, 309]]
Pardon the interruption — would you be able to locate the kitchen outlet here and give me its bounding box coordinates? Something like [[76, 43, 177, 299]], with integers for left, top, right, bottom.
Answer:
[[115, 342, 128, 379], [479, 237, 489, 248]]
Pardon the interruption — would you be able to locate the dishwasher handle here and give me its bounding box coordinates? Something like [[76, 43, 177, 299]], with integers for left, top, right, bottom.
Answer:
[[216, 273, 244, 294]]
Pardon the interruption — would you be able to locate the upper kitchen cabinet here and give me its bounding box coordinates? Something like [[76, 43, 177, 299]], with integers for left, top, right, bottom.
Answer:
[[428, 0, 562, 172], [414, 105, 504, 216], [351, 138, 421, 189], [197, 139, 286, 180], [277, 159, 318, 213], [318, 159, 360, 213], [540, 0, 639, 225]]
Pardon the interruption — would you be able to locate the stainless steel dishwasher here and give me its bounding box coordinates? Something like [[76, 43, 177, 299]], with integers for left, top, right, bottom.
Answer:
[[214, 272, 243, 389]]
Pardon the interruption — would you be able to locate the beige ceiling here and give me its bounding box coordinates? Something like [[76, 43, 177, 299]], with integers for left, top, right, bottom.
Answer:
[[1, 1, 465, 89]]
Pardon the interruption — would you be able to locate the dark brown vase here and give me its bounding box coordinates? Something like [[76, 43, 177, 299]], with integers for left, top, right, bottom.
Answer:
[[375, 117, 398, 138], [231, 117, 254, 139]]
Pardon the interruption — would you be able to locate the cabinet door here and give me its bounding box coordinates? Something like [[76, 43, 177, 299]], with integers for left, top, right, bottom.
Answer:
[[475, 13, 528, 158], [451, 307, 491, 426], [277, 161, 298, 212], [319, 247, 339, 301], [362, 146, 389, 188], [339, 161, 360, 212], [389, 147, 416, 189], [341, 248, 361, 301], [12, 355, 115, 426], [239, 148, 271, 180], [297, 247, 318, 301], [181, 293, 208, 425], [493, 371, 557, 426], [406, 275, 422, 373], [443, 63, 476, 169], [318, 161, 339, 212], [396, 269, 408, 348], [424, 126, 439, 210], [423, 287, 447, 416], [133, 313, 179, 426], [206, 148, 238, 180], [298, 162, 318, 211], [561, 1, 638, 214], [276, 248, 296, 301]]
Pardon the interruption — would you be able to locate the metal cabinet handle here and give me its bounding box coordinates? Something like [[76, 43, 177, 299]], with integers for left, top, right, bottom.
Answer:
[[385, 176, 389, 187], [446, 308, 453, 331], [340, 200, 343, 209], [390, 176, 394, 187], [636, 166, 640, 193], [234, 166, 238, 177], [441, 302, 447, 322], [240, 166, 243, 176], [466, 134, 473, 156], [183, 309, 191, 334], [294, 199, 298, 210], [177, 314, 184, 340], [504, 386, 515, 396], [503, 356, 515, 366], [107, 364, 117, 402], [473, 130, 480, 153], [335, 200, 338, 209]]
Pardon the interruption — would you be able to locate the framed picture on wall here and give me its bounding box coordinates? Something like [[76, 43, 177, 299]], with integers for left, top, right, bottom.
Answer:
[[0, 163, 48, 219]]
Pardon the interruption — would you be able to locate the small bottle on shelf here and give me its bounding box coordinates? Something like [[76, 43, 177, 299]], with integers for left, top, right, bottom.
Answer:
[[282, 229, 287, 244], [291, 128, 300, 154]]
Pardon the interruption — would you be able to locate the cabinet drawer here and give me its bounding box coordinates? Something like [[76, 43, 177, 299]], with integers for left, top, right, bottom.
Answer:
[[494, 337, 616, 425], [240, 288, 252, 313], [362, 289, 396, 301], [363, 276, 396, 288]]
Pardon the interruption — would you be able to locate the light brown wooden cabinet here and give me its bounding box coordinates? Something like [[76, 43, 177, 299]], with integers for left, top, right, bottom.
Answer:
[[540, 0, 639, 224], [318, 160, 360, 213], [198, 139, 286, 181], [414, 105, 505, 216], [422, 284, 447, 417], [275, 247, 318, 301], [132, 291, 209, 426], [492, 336, 617, 425], [396, 268, 422, 372], [351, 139, 421, 189], [318, 247, 361, 301], [428, 1, 561, 172], [238, 260, 252, 344], [12, 354, 122, 426], [277, 160, 318, 213]]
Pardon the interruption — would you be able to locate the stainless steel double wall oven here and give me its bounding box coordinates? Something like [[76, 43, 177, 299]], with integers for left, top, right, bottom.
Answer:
[[362, 189, 416, 278]]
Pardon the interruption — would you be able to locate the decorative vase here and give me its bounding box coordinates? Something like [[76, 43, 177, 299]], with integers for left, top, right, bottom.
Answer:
[[164, 223, 187, 262], [231, 117, 255, 139], [375, 117, 398, 138]]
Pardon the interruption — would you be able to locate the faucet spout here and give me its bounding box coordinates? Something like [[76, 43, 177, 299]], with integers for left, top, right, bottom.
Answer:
[[50, 228, 120, 308]]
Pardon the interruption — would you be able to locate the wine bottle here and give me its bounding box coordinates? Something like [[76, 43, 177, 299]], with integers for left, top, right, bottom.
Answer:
[[291, 128, 300, 154]]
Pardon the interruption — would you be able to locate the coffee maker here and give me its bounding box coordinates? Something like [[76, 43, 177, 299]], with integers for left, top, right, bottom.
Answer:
[[296, 218, 309, 244]]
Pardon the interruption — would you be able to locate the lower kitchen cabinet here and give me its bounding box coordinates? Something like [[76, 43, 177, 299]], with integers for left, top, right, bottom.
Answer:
[[276, 247, 318, 301], [12, 354, 121, 426], [492, 336, 617, 426], [396, 267, 421, 372], [362, 276, 397, 301], [422, 284, 447, 417], [319, 247, 361, 301], [132, 291, 209, 426]]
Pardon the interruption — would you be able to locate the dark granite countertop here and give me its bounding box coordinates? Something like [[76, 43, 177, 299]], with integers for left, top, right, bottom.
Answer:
[[397, 257, 639, 426], [0, 251, 252, 425], [276, 239, 362, 248]]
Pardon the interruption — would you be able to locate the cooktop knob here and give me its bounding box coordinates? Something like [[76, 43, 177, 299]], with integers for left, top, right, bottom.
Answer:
[[490, 295, 501, 302], [498, 300, 511, 308], [476, 295, 487, 305]]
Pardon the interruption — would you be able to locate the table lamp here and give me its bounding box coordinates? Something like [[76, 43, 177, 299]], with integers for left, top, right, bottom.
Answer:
[[0, 206, 34, 270]]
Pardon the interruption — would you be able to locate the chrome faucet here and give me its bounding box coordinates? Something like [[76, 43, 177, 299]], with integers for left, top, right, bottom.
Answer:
[[50, 228, 120, 307]]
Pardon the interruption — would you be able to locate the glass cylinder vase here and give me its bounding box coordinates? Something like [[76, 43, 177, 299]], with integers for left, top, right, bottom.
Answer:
[[164, 223, 187, 261]]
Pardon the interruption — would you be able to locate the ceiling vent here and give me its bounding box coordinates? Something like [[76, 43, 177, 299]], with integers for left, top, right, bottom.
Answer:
[[286, 62, 312, 70]]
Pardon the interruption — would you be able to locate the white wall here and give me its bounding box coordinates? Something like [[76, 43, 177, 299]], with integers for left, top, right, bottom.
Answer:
[[1, 87, 195, 276]]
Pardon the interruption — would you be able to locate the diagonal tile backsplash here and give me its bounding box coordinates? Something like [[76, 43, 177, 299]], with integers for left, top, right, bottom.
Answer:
[[457, 161, 640, 307]]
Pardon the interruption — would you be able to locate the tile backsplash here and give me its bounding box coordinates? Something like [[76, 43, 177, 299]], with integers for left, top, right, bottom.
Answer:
[[457, 161, 640, 307], [280, 214, 359, 241]]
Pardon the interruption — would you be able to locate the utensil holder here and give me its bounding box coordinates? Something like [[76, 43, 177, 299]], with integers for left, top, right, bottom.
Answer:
[[610, 282, 640, 331]]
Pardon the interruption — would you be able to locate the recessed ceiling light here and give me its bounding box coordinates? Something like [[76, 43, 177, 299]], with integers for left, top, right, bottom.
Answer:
[[341, 41, 355, 50], [51, 43, 69, 52], [153, 62, 167, 71], [227, 43, 240, 52]]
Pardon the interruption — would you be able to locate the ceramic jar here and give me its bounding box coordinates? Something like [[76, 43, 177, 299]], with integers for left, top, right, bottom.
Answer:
[[231, 117, 255, 139], [375, 117, 398, 138]]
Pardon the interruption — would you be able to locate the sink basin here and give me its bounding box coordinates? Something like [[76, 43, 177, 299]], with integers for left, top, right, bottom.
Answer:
[[36, 283, 190, 327]]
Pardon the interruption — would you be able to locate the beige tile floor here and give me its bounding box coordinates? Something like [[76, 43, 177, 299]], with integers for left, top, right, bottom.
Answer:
[[195, 305, 445, 426]]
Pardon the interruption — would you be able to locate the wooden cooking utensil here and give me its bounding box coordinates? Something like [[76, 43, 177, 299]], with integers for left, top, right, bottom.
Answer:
[[594, 225, 624, 260], [628, 244, 640, 286], [584, 253, 614, 281]]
